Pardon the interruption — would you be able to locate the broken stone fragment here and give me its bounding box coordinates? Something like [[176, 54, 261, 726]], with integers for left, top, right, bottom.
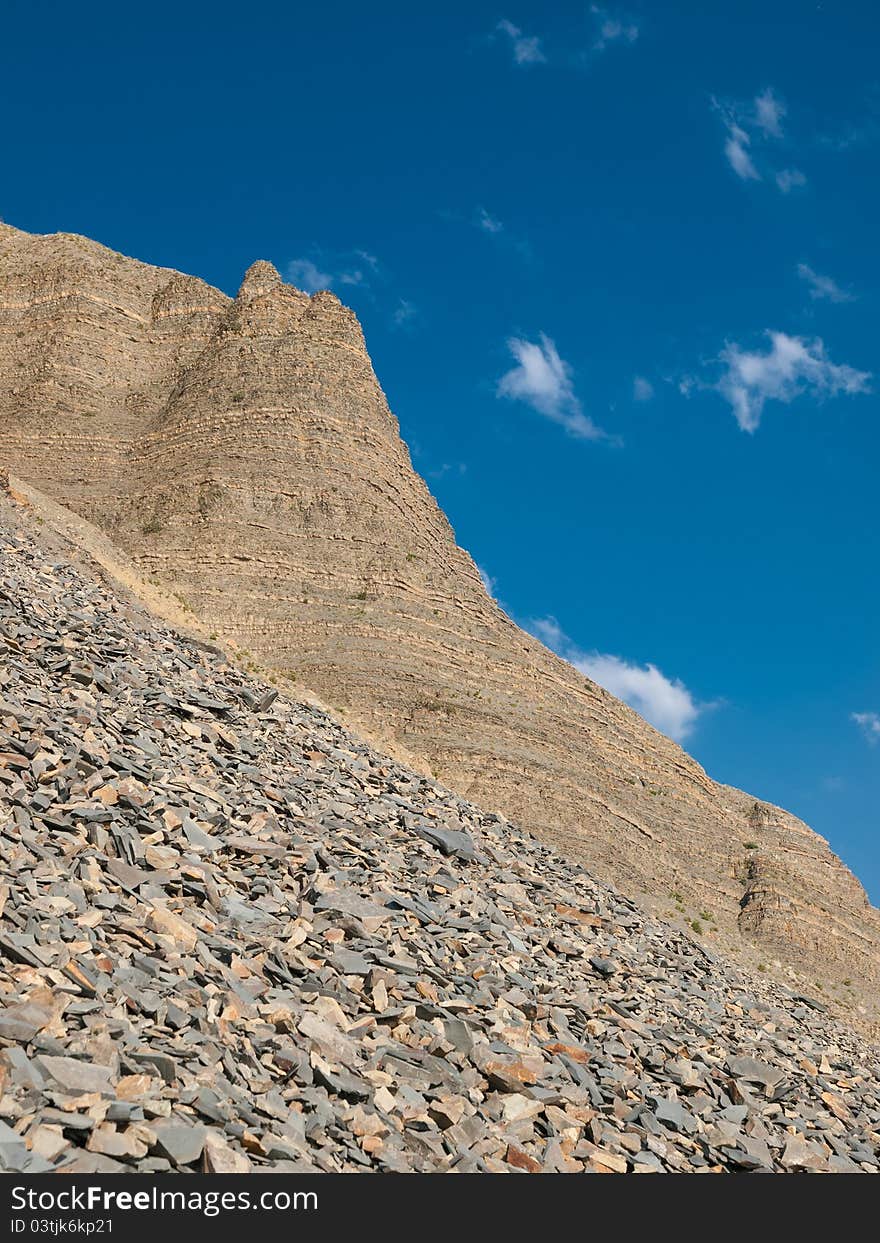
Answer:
[[412, 823, 476, 861], [145, 904, 199, 951], [203, 1131, 251, 1173], [35, 1057, 115, 1096], [151, 1121, 207, 1166]]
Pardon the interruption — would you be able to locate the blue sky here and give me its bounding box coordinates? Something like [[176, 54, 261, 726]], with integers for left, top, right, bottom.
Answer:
[[3, 1, 879, 897]]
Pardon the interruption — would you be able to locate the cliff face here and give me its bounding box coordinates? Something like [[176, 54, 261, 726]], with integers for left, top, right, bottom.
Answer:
[[1, 220, 877, 1020]]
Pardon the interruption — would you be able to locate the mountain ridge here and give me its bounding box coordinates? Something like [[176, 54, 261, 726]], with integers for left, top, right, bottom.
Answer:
[[1, 500, 878, 1173], [1, 220, 877, 1025]]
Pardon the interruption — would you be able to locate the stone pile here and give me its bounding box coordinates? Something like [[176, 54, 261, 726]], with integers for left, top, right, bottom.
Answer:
[[0, 522, 878, 1174]]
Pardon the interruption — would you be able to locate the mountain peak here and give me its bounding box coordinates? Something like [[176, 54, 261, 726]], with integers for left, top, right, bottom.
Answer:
[[1, 222, 878, 1029], [237, 259, 283, 301]]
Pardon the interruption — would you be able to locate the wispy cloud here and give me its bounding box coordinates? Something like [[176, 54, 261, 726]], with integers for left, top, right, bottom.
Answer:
[[633, 376, 654, 402], [819, 85, 880, 151], [497, 334, 610, 441], [754, 87, 786, 138], [531, 617, 705, 741], [492, 10, 638, 68], [392, 299, 418, 329], [715, 330, 871, 433], [427, 460, 467, 481], [286, 258, 334, 293], [721, 116, 761, 181], [477, 565, 498, 598], [495, 18, 546, 65], [476, 206, 504, 234], [797, 263, 854, 303], [775, 167, 806, 193], [852, 711, 880, 744], [355, 249, 380, 273], [288, 247, 415, 330], [469, 206, 533, 263], [287, 250, 379, 293], [713, 88, 804, 191], [591, 6, 639, 51], [821, 119, 880, 152]]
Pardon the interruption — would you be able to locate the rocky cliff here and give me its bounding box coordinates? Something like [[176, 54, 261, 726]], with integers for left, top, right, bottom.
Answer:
[[0, 220, 877, 1023]]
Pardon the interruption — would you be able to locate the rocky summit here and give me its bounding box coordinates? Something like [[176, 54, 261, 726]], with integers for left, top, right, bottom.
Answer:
[[0, 221, 878, 1021], [0, 504, 878, 1174]]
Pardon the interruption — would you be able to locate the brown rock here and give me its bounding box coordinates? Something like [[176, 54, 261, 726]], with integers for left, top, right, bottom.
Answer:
[[505, 1144, 542, 1173]]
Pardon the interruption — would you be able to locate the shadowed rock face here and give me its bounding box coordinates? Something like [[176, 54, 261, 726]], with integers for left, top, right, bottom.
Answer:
[[1, 220, 878, 1024]]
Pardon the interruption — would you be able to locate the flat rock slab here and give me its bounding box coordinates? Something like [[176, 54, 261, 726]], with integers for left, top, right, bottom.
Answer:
[[412, 824, 476, 860], [726, 1055, 787, 1090], [36, 1057, 115, 1095], [152, 1122, 207, 1166]]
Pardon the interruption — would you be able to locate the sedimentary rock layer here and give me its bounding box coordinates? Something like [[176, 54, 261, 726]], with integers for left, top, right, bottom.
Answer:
[[0, 221, 877, 1022]]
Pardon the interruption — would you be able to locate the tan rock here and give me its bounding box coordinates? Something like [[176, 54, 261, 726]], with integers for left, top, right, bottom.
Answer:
[[203, 1132, 252, 1174], [115, 1075, 154, 1101], [87, 1122, 148, 1159], [589, 1150, 628, 1174], [1, 220, 878, 1021], [502, 1094, 545, 1124], [146, 905, 198, 951], [27, 1124, 69, 1161], [144, 844, 180, 870]]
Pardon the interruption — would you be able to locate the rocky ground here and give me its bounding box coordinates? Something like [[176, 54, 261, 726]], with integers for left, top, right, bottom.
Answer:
[[6, 222, 879, 1016], [0, 519, 878, 1174]]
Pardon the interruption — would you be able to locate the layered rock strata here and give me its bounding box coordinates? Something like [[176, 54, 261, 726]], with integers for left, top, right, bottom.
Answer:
[[0, 221, 877, 1020]]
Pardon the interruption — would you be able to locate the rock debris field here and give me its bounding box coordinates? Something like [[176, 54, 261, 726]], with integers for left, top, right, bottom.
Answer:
[[0, 521, 878, 1175]]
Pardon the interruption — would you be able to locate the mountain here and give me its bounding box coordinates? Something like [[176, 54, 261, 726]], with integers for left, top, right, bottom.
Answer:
[[0, 220, 877, 1023], [0, 499, 878, 1173]]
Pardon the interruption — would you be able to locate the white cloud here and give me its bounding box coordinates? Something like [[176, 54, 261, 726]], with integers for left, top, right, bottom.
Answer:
[[428, 461, 467, 480], [797, 263, 854, 303], [754, 87, 786, 138], [723, 121, 761, 180], [852, 712, 880, 744], [477, 565, 497, 598], [470, 206, 533, 263], [713, 89, 805, 188], [531, 618, 704, 741], [776, 167, 806, 193], [287, 251, 380, 294], [355, 249, 380, 272], [497, 334, 609, 440], [591, 6, 639, 50], [392, 299, 417, 328], [496, 19, 546, 65], [716, 330, 871, 433], [476, 206, 504, 234], [286, 258, 333, 293], [633, 376, 654, 402]]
